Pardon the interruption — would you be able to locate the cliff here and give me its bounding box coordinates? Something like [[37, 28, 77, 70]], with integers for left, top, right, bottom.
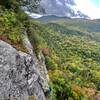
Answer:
[[0, 32, 50, 100]]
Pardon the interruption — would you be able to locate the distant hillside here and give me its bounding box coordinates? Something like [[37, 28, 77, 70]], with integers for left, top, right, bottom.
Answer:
[[38, 16, 100, 31], [37, 16, 100, 42], [37, 15, 70, 22], [52, 18, 100, 32], [50, 18, 100, 42], [27, 20, 100, 100]]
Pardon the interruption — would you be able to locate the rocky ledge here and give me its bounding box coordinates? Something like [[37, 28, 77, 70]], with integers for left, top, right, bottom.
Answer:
[[0, 40, 50, 100]]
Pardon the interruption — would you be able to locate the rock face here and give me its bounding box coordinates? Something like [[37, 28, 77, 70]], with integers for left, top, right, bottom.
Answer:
[[0, 40, 50, 100]]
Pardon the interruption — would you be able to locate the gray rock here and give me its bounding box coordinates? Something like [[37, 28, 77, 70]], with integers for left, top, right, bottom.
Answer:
[[0, 39, 50, 100], [21, 32, 50, 99]]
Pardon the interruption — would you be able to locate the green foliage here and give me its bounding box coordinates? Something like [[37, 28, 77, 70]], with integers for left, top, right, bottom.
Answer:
[[0, 9, 22, 43], [1, 1, 100, 99], [3, 10, 17, 27], [49, 70, 87, 100], [0, 0, 19, 10], [45, 56, 58, 70], [27, 20, 100, 99], [0, 7, 27, 52]]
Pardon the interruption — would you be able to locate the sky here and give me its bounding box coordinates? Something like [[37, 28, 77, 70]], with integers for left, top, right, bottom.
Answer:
[[75, 0, 100, 19], [27, 0, 100, 19], [40, 0, 100, 19]]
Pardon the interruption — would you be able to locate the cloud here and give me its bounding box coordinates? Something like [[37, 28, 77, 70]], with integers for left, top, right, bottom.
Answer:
[[25, 11, 43, 18], [75, 0, 100, 19], [40, 0, 100, 19], [40, 0, 88, 18], [40, 0, 76, 16]]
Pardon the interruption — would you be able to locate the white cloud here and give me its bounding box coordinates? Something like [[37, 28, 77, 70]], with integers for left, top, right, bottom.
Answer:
[[75, 0, 100, 19], [25, 11, 43, 18], [56, 0, 63, 6]]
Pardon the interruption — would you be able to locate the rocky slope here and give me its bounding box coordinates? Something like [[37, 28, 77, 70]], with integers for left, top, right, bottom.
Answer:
[[0, 32, 50, 100], [0, 0, 51, 99]]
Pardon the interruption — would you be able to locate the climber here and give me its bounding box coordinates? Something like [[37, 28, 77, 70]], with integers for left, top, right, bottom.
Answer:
[[44, 87, 52, 96], [37, 75, 52, 97]]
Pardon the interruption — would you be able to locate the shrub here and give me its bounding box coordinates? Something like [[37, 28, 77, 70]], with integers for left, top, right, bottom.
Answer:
[[45, 56, 58, 70]]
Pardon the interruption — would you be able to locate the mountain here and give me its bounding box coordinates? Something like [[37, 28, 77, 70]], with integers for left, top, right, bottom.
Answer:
[[40, 0, 89, 19], [49, 18, 100, 42], [37, 16, 100, 42], [37, 15, 70, 22], [48, 18, 100, 33], [0, 0, 100, 100], [37, 16, 100, 32]]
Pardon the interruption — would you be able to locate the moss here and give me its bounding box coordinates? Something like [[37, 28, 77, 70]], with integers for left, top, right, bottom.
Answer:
[[29, 96, 36, 100]]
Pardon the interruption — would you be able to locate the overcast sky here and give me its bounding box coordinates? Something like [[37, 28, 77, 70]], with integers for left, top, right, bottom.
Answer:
[[75, 0, 100, 19], [41, 0, 100, 19]]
